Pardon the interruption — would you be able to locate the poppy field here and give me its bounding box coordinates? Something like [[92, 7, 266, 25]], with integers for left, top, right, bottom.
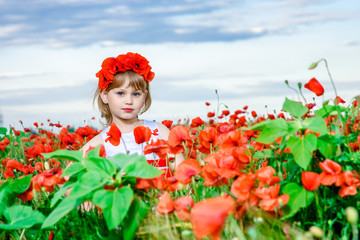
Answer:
[[1, 60, 360, 239]]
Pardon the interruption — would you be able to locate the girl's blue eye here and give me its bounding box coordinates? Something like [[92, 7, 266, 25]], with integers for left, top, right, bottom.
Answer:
[[117, 92, 124, 95], [133, 92, 141, 96]]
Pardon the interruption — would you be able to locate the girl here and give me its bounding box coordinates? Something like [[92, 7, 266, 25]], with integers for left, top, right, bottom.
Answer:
[[83, 52, 183, 173]]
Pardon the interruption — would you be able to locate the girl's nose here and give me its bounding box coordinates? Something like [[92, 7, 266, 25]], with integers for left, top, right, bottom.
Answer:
[[125, 94, 133, 104]]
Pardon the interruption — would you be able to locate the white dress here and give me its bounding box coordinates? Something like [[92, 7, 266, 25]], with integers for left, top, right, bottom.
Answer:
[[100, 119, 168, 170]]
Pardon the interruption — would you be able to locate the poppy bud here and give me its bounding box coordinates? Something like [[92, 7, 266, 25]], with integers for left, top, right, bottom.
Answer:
[[345, 206, 358, 224], [44, 161, 51, 170], [308, 61, 318, 70], [309, 226, 323, 238]]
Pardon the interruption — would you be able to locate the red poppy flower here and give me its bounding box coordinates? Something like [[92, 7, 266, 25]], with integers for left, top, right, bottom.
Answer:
[[96, 57, 117, 90], [307, 103, 316, 110], [256, 166, 280, 187], [198, 127, 217, 154], [168, 126, 192, 154], [205, 102, 211, 106], [251, 111, 257, 118], [161, 120, 173, 129], [190, 117, 204, 128], [174, 159, 202, 184], [204, 148, 242, 178], [304, 78, 324, 96], [133, 126, 152, 144], [319, 159, 342, 186], [260, 194, 289, 212], [231, 172, 255, 204], [207, 112, 215, 118], [156, 192, 175, 214], [334, 96, 346, 104], [190, 196, 235, 240], [301, 171, 321, 191], [222, 110, 230, 116], [202, 164, 228, 187], [143, 139, 169, 159], [0, 137, 10, 151], [338, 171, 359, 198], [105, 122, 121, 146], [174, 196, 193, 221], [218, 130, 245, 149]]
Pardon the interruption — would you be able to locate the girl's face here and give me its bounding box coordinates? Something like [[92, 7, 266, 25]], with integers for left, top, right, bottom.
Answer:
[[100, 79, 147, 122]]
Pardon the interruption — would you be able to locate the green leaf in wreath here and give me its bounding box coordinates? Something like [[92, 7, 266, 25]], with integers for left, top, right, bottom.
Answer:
[[286, 134, 317, 169], [92, 186, 134, 230], [0, 205, 45, 230], [282, 98, 308, 119], [281, 182, 314, 219], [42, 149, 83, 162]]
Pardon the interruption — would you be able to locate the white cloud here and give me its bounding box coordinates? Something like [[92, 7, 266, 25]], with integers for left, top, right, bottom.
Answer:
[[0, 24, 27, 38], [0, 71, 46, 78]]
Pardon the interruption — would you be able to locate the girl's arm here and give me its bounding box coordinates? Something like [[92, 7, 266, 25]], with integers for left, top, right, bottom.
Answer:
[[81, 134, 103, 157], [157, 122, 185, 169]]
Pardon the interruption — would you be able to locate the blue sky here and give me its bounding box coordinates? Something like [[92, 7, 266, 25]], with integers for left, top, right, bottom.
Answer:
[[0, 0, 359, 129]]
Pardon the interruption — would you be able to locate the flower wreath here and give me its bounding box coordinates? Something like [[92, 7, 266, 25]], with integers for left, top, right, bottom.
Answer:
[[96, 52, 155, 90]]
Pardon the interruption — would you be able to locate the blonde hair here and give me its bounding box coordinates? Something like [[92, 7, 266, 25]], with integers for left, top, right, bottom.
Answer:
[[94, 70, 152, 126]]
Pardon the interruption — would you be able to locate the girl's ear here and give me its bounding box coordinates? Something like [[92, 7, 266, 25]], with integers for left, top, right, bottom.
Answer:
[[100, 90, 108, 104]]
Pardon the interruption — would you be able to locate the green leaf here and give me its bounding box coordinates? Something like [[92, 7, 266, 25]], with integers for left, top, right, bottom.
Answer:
[[50, 182, 76, 208], [0, 205, 45, 230], [0, 175, 32, 215], [87, 145, 102, 158], [61, 162, 85, 178], [317, 134, 336, 159], [42, 149, 83, 162], [0, 127, 7, 136], [68, 171, 108, 199], [250, 119, 292, 144], [286, 134, 317, 169], [123, 197, 150, 240], [42, 197, 82, 229], [252, 149, 275, 160], [122, 155, 162, 179], [84, 157, 116, 177], [281, 182, 314, 219], [282, 98, 308, 119], [108, 153, 143, 169], [314, 105, 346, 118], [92, 186, 134, 230], [302, 117, 328, 134]]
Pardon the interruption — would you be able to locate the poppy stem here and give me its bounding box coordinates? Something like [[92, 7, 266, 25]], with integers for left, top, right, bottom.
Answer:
[[314, 190, 323, 223], [319, 58, 338, 98], [215, 89, 220, 123], [284, 80, 301, 102]]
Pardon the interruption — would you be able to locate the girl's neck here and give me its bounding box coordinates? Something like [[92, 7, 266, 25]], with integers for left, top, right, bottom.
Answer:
[[112, 118, 143, 134]]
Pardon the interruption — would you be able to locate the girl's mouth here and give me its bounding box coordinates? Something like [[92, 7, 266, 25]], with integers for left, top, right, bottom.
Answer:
[[122, 108, 134, 113]]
